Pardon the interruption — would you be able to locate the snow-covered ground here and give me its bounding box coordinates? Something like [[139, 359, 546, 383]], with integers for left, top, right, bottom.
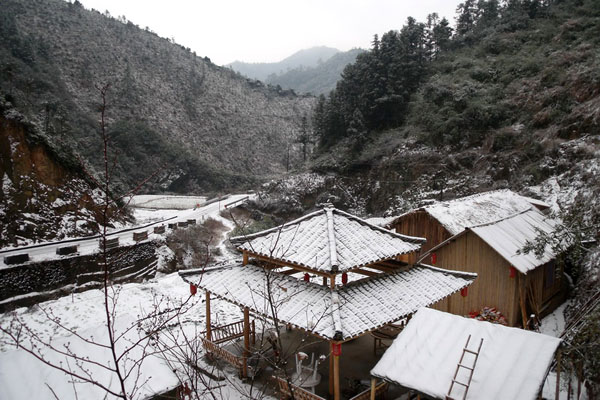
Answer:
[[0, 193, 252, 269], [127, 195, 208, 210], [0, 194, 260, 399]]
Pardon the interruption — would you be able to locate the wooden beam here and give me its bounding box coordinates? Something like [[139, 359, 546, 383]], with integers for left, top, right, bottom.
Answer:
[[242, 251, 248, 265], [206, 291, 212, 341], [279, 268, 301, 275], [249, 252, 331, 278], [353, 269, 379, 277], [368, 264, 397, 273], [243, 307, 250, 378]]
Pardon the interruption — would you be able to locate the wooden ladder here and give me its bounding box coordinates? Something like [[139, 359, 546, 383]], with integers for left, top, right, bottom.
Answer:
[[446, 334, 484, 400]]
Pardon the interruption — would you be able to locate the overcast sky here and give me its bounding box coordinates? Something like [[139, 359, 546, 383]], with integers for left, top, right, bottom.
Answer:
[[76, 0, 463, 66]]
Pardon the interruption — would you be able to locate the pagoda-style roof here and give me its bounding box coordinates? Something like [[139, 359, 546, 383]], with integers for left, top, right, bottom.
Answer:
[[180, 263, 475, 341], [230, 205, 426, 274]]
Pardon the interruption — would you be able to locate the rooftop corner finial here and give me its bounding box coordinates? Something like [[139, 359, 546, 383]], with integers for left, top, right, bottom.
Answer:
[[324, 201, 334, 209]]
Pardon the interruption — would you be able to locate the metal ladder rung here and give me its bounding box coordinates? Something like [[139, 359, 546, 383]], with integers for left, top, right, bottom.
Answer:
[[463, 349, 479, 355], [458, 364, 474, 370]]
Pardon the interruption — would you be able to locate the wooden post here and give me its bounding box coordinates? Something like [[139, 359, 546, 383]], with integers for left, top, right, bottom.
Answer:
[[519, 273, 528, 329], [556, 349, 561, 400], [242, 251, 248, 265], [370, 378, 377, 400], [243, 307, 250, 378], [334, 343, 340, 400], [323, 276, 327, 286], [251, 319, 256, 345], [206, 291, 212, 341], [330, 275, 336, 289], [329, 350, 334, 397]]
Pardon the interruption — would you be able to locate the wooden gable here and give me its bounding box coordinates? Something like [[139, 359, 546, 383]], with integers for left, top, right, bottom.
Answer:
[[391, 210, 453, 256]]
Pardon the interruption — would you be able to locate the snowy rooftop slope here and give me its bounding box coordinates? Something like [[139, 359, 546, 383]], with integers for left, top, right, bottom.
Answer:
[[469, 208, 559, 273], [418, 189, 548, 235], [0, 314, 178, 400], [364, 216, 398, 228], [230, 205, 425, 273], [371, 308, 560, 400], [180, 264, 475, 340]]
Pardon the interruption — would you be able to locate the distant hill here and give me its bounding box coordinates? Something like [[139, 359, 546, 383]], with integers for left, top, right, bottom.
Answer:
[[0, 0, 315, 195], [228, 46, 340, 82], [266, 48, 365, 95]]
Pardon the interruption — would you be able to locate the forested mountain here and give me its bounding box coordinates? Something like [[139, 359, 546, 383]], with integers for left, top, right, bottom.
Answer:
[[307, 0, 599, 214], [0, 0, 314, 194], [228, 46, 340, 82], [266, 49, 365, 95]]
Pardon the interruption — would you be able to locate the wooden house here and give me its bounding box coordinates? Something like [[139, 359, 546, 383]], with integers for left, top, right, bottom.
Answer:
[[421, 208, 564, 327], [388, 189, 550, 256], [180, 204, 477, 400]]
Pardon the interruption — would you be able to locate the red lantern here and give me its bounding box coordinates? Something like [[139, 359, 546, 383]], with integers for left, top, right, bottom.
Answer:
[[460, 287, 468, 297], [332, 342, 342, 356], [509, 266, 517, 278], [431, 253, 437, 265], [304, 273, 310, 282], [341, 272, 348, 285], [190, 283, 197, 296]]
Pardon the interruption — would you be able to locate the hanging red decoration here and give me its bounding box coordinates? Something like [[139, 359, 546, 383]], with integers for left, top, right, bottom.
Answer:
[[460, 287, 468, 297], [190, 283, 197, 296], [332, 342, 342, 356], [509, 266, 517, 278], [341, 272, 348, 285], [431, 253, 437, 265], [304, 273, 310, 282]]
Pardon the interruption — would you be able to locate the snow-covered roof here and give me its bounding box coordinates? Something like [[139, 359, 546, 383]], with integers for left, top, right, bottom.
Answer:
[[363, 216, 398, 228], [398, 189, 549, 236], [0, 314, 178, 400], [230, 205, 425, 274], [469, 209, 558, 273], [180, 264, 475, 341], [371, 307, 561, 400], [425, 208, 559, 274]]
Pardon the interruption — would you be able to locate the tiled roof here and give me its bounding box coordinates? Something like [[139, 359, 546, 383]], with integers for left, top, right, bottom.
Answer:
[[180, 264, 475, 340], [400, 189, 548, 235], [371, 307, 561, 400], [230, 205, 425, 274], [468, 208, 559, 273]]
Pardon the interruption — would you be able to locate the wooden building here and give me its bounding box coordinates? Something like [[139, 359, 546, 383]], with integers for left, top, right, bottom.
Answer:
[[421, 208, 564, 327], [388, 189, 550, 256], [180, 204, 476, 400], [370, 308, 561, 400]]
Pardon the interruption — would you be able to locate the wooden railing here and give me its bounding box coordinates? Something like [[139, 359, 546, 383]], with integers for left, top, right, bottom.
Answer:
[[211, 320, 245, 344], [274, 376, 326, 400], [349, 381, 388, 400], [203, 319, 256, 345], [201, 337, 243, 371]]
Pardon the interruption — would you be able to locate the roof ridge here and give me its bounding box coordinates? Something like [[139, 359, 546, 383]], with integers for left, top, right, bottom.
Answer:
[[415, 263, 478, 279], [423, 189, 515, 209], [326, 207, 339, 271], [330, 290, 343, 340], [333, 208, 426, 244], [229, 208, 326, 243], [466, 206, 534, 229]]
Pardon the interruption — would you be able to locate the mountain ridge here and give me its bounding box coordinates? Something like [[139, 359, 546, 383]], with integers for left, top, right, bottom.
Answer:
[[0, 0, 315, 194], [228, 46, 340, 82]]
